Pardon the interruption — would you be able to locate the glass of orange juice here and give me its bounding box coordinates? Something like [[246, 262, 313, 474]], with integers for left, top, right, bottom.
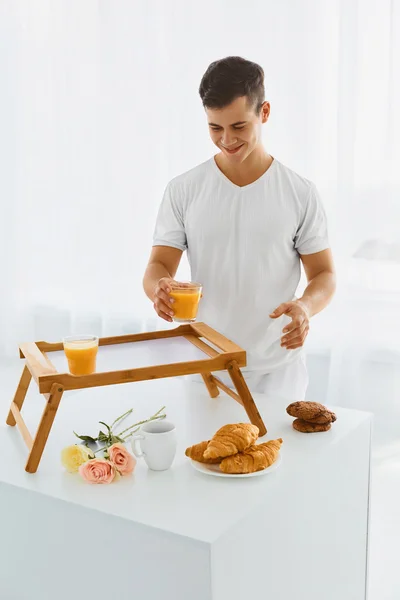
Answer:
[[63, 335, 99, 376], [170, 282, 202, 323]]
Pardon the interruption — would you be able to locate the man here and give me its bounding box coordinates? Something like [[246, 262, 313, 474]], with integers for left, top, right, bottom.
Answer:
[[143, 56, 336, 401]]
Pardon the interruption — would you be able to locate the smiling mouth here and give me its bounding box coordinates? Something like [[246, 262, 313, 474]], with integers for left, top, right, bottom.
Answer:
[[223, 144, 244, 154]]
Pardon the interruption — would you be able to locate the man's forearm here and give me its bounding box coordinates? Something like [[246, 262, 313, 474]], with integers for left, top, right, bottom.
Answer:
[[297, 270, 336, 318], [143, 261, 173, 302]]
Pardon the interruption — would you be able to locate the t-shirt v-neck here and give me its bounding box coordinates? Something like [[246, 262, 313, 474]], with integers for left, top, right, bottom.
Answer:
[[211, 154, 277, 192]]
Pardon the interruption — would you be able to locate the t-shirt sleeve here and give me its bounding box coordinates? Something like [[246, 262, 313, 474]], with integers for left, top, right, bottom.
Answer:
[[153, 182, 187, 251], [294, 184, 329, 255]]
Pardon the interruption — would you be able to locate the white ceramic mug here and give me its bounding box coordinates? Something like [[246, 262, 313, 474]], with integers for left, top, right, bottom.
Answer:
[[131, 420, 177, 471]]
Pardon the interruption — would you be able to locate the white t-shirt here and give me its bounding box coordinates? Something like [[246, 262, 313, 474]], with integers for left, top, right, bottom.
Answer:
[[153, 157, 329, 373]]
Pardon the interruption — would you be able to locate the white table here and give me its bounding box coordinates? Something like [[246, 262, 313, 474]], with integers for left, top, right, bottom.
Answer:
[[0, 363, 371, 600]]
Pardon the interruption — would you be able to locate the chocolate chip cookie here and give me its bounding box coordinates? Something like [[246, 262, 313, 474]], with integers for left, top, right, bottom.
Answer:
[[292, 418, 332, 433], [286, 401, 336, 424]]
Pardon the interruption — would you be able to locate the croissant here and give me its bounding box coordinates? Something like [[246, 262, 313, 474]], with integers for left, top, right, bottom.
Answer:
[[203, 423, 259, 460], [220, 438, 283, 474], [185, 441, 222, 464]]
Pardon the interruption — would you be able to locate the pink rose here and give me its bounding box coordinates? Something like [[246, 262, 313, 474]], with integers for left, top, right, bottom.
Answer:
[[79, 458, 117, 484], [108, 443, 136, 475]]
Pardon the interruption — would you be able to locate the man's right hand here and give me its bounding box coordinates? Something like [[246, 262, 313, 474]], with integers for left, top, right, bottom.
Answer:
[[153, 277, 176, 322]]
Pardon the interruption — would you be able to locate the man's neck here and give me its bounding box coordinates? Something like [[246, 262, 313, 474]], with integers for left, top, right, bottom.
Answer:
[[215, 145, 273, 187]]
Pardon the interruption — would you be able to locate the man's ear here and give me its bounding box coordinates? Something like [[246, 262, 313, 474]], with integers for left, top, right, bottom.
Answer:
[[261, 101, 270, 124]]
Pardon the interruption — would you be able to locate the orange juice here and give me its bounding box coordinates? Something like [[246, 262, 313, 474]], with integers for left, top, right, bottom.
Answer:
[[170, 283, 202, 322], [63, 336, 99, 375]]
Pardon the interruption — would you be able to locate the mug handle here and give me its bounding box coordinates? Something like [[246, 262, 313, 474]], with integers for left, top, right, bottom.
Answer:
[[131, 434, 145, 458]]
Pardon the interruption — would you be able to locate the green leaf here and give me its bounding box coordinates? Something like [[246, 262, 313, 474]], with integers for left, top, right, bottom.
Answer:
[[98, 430, 110, 443], [110, 435, 124, 444], [73, 431, 98, 443], [98, 421, 111, 434]]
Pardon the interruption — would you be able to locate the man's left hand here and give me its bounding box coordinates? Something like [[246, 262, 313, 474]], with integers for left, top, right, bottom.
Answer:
[[269, 300, 310, 350]]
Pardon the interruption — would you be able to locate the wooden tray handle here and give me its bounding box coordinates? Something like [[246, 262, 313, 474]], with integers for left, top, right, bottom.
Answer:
[[19, 343, 57, 383], [190, 323, 244, 354]]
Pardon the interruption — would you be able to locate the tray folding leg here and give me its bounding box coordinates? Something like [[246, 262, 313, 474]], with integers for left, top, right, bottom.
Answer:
[[188, 323, 267, 436], [201, 365, 267, 437], [6, 365, 32, 427], [7, 365, 64, 474], [227, 360, 267, 436], [201, 373, 220, 398], [25, 383, 64, 473]]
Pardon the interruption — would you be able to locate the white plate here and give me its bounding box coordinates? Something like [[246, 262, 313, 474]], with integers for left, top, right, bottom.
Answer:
[[190, 454, 282, 478]]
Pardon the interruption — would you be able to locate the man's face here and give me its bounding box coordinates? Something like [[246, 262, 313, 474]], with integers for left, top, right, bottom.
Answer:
[[206, 96, 270, 164]]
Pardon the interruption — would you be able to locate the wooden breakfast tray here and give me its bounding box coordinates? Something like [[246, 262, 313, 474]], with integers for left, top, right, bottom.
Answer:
[[6, 322, 267, 473]]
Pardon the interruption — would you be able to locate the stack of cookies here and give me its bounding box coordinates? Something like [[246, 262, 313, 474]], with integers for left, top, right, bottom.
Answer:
[[286, 401, 336, 433]]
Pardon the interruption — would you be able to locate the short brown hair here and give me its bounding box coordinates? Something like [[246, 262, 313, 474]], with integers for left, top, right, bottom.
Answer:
[[199, 56, 265, 112]]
